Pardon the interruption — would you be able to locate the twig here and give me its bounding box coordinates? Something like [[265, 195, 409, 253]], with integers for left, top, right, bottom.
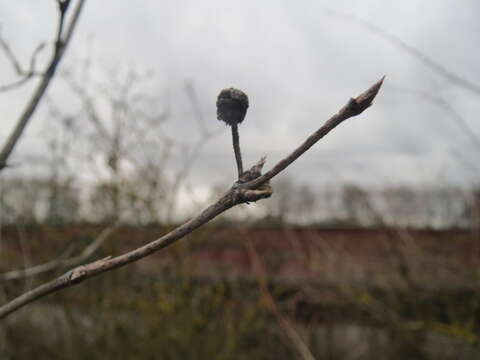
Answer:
[[0, 0, 86, 171], [0, 72, 41, 93], [0, 77, 384, 319], [246, 239, 316, 360], [242, 76, 385, 190], [231, 123, 244, 177], [164, 82, 221, 222], [325, 10, 480, 96], [185, 81, 208, 136], [392, 86, 480, 151], [0, 224, 118, 281], [0, 29, 25, 75], [61, 72, 110, 140], [0, 40, 45, 92]]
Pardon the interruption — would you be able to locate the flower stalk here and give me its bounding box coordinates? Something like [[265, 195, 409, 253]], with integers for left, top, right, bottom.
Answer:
[[216, 87, 249, 178]]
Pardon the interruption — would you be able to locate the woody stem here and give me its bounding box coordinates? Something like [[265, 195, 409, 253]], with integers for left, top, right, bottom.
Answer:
[[231, 123, 243, 178]]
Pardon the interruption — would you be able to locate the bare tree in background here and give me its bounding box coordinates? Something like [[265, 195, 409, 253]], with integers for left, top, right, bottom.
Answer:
[[0, 0, 86, 171], [60, 66, 171, 222], [341, 184, 376, 227], [50, 65, 218, 224], [0, 178, 47, 224], [260, 178, 317, 225]]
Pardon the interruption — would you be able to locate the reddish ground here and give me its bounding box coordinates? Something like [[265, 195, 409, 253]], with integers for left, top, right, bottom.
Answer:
[[2, 225, 477, 288]]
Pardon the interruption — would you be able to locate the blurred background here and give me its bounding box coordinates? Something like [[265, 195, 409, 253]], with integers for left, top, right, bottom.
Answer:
[[1, 1, 479, 359]]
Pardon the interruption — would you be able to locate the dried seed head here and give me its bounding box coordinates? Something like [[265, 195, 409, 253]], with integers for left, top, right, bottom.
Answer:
[[216, 88, 249, 125]]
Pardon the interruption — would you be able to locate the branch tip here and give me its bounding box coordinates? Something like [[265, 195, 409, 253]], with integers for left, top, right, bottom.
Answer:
[[348, 76, 385, 116], [356, 75, 385, 103]]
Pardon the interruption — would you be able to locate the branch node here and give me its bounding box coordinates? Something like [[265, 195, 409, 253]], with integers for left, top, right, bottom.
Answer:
[[238, 156, 267, 183], [70, 256, 112, 282], [232, 157, 271, 203]]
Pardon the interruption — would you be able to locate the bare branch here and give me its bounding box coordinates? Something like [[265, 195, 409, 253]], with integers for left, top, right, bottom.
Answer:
[[325, 10, 480, 96], [0, 224, 118, 281], [0, 76, 35, 93], [242, 76, 385, 190], [55, 0, 71, 46], [246, 239, 316, 360], [62, 73, 110, 140], [0, 31, 24, 75], [0, 0, 86, 171], [185, 81, 209, 136], [164, 82, 222, 222], [0, 77, 384, 319], [0, 38, 45, 92], [392, 86, 480, 151], [231, 123, 243, 177]]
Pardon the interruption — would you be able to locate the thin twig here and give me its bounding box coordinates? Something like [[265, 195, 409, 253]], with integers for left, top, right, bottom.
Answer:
[[62, 73, 110, 140], [0, 40, 45, 92], [392, 86, 480, 151], [325, 10, 480, 96], [0, 0, 86, 171], [0, 224, 118, 281], [246, 239, 316, 360], [185, 81, 208, 136], [0, 30, 24, 75], [242, 76, 385, 190], [0, 77, 384, 319], [231, 123, 243, 177], [164, 82, 221, 222]]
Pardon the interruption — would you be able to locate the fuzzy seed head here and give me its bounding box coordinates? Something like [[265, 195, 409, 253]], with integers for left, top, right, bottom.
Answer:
[[216, 88, 249, 125]]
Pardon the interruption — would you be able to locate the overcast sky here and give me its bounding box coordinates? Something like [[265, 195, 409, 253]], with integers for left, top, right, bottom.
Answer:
[[1, 0, 480, 193]]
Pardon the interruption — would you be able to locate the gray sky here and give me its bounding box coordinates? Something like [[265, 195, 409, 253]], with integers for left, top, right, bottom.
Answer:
[[1, 0, 480, 192]]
